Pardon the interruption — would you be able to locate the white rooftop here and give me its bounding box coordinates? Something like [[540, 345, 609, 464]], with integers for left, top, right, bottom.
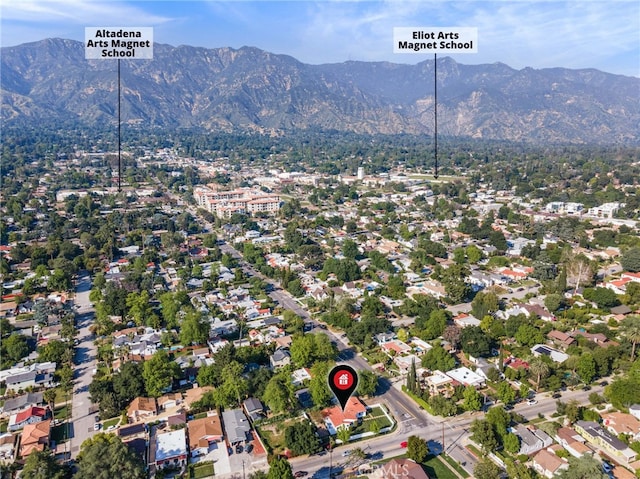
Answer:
[[156, 429, 187, 461], [446, 366, 485, 387]]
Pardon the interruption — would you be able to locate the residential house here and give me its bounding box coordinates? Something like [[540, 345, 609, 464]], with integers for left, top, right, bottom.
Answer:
[[183, 386, 214, 410], [0, 433, 15, 463], [322, 396, 368, 435], [221, 409, 252, 445], [424, 370, 455, 398], [381, 339, 412, 356], [555, 427, 593, 458], [167, 412, 187, 428], [512, 424, 553, 455], [629, 404, 640, 421], [601, 412, 640, 441], [157, 393, 182, 411], [8, 406, 49, 432], [532, 449, 569, 478], [1, 392, 44, 417], [394, 354, 421, 374], [409, 337, 433, 356], [5, 369, 55, 393], [547, 331, 576, 351], [19, 419, 51, 457], [612, 466, 637, 479], [127, 397, 158, 423], [453, 313, 481, 328], [474, 357, 499, 381], [569, 330, 616, 347], [154, 429, 188, 470], [523, 304, 556, 322], [243, 397, 265, 422], [504, 356, 530, 371], [270, 348, 291, 369], [117, 423, 146, 440], [574, 420, 637, 464], [446, 367, 485, 388], [531, 344, 569, 363], [187, 414, 224, 457], [291, 368, 312, 387], [374, 332, 395, 346]]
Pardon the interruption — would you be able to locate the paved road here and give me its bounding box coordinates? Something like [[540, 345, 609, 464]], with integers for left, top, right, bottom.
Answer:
[[288, 384, 605, 478], [69, 271, 99, 458], [220, 241, 429, 424]]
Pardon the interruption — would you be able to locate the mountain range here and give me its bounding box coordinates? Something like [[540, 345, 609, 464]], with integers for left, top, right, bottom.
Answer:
[[2, 38, 639, 145]]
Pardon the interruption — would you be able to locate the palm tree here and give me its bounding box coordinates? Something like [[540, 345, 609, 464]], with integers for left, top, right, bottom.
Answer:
[[529, 358, 550, 392], [620, 315, 640, 360], [43, 388, 58, 423]]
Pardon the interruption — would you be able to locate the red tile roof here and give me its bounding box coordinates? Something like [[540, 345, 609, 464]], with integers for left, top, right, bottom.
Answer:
[[15, 406, 48, 424]]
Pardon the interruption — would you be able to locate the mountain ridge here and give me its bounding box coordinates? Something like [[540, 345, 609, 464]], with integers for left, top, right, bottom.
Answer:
[[2, 38, 639, 144]]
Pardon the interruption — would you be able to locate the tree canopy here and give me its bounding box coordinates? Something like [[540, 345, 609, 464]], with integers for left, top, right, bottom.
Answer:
[[76, 433, 146, 479]]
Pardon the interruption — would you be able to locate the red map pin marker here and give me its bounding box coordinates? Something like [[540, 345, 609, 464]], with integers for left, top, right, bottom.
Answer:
[[328, 364, 359, 411]]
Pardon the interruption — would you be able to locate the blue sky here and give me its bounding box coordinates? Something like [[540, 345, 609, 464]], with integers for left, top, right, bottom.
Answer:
[[2, 1, 639, 77]]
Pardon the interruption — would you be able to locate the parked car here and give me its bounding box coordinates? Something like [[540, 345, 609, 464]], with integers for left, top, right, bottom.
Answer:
[[93, 423, 101, 431], [235, 444, 243, 454], [342, 450, 351, 457], [294, 472, 308, 478], [245, 444, 253, 453]]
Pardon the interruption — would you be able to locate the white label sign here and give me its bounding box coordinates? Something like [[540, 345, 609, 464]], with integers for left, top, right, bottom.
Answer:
[[85, 27, 153, 59], [394, 27, 477, 54]]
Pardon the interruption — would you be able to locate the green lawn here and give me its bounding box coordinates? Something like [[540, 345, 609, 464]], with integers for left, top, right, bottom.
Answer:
[[54, 404, 72, 421], [0, 421, 7, 433], [191, 462, 215, 479], [351, 407, 393, 435], [441, 454, 470, 478], [423, 455, 459, 479], [103, 417, 119, 428]]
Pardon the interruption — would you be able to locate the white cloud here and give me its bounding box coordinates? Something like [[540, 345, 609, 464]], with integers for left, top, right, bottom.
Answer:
[[2, 0, 173, 25]]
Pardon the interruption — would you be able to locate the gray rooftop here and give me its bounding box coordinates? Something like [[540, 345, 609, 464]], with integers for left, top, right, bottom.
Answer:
[[222, 408, 251, 444]]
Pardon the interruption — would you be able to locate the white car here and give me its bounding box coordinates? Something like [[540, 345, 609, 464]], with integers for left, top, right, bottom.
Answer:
[[527, 399, 538, 405], [93, 423, 101, 431]]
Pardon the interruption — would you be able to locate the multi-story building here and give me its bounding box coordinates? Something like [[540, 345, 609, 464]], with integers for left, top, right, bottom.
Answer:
[[574, 420, 636, 464], [193, 186, 280, 218]]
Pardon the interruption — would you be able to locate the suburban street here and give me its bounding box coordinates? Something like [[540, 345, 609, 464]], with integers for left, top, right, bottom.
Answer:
[[69, 271, 99, 459], [180, 206, 607, 479], [288, 385, 605, 478]]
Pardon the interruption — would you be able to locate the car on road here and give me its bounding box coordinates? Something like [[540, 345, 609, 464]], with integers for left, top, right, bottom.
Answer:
[[400, 441, 408, 448], [294, 472, 308, 478], [527, 399, 538, 405], [600, 380, 608, 386], [342, 450, 351, 457], [552, 392, 562, 399]]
